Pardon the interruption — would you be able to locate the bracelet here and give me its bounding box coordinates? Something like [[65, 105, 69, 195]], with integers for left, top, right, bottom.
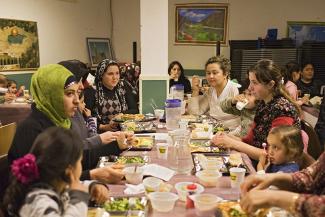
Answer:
[[289, 194, 299, 214]]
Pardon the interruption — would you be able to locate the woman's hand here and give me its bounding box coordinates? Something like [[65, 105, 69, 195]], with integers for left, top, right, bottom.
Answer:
[[116, 131, 134, 150], [100, 121, 119, 132], [211, 132, 236, 149], [90, 166, 125, 184], [89, 184, 109, 204], [231, 93, 246, 105], [4, 93, 16, 102], [83, 107, 92, 118], [99, 131, 120, 144], [240, 190, 275, 214], [191, 76, 201, 96]]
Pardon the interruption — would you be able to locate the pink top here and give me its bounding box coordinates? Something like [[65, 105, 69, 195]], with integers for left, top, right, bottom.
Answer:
[[285, 80, 298, 100]]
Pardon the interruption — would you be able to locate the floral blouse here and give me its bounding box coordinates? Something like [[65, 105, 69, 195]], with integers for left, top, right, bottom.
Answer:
[[292, 152, 325, 217], [246, 95, 300, 148]]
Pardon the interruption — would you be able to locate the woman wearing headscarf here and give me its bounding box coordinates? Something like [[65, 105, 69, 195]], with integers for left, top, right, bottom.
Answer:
[[94, 59, 138, 132], [7, 64, 116, 204], [121, 63, 140, 104]]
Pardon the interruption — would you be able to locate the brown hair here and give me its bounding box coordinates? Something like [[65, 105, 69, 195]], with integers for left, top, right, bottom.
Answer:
[[269, 125, 303, 161], [0, 74, 8, 87], [205, 56, 231, 78], [249, 59, 301, 114]]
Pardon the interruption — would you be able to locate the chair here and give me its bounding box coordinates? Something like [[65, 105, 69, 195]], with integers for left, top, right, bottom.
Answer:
[[0, 122, 16, 156], [301, 120, 323, 160], [0, 154, 9, 208]]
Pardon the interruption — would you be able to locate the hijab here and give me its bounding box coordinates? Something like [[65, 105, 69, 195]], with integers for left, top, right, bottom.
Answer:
[[31, 64, 75, 129]]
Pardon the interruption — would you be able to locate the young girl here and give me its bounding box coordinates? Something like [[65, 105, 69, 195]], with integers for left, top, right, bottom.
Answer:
[[79, 91, 97, 135], [257, 125, 303, 173], [7, 79, 24, 97], [3, 127, 89, 217]]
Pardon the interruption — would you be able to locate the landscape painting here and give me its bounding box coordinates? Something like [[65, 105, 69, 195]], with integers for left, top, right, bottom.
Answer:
[[0, 18, 40, 71], [175, 4, 228, 45], [287, 21, 325, 46]]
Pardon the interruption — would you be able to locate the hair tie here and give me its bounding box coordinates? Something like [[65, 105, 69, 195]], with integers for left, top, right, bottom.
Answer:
[[11, 154, 39, 184]]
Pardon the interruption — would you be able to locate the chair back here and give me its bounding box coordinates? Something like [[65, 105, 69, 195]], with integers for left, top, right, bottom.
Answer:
[[0, 154, 9, 207], [301, 120, 323, 159], [0, 122, 16, 156]]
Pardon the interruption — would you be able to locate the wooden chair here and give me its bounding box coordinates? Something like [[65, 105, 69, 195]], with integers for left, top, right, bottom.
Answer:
[[0, 122, 16, 156], [301, 120, 323, 160]]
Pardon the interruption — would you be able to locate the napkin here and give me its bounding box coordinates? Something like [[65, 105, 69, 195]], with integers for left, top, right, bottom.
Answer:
[[124, 183, 145, 195], [143, 164, 175, 181]]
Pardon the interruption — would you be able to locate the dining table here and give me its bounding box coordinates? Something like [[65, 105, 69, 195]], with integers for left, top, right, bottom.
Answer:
[[93, 129, 256, 217]]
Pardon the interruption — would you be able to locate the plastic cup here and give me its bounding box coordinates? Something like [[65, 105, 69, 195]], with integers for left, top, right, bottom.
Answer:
[[236, 99, 248, 110], [229, 167, 246, 188], [123, 166, 144, 185], [154, 109, 164, 120], [156, 143, 168, 159], [179, 120, 188, 130], [143, 177, 163, 194]]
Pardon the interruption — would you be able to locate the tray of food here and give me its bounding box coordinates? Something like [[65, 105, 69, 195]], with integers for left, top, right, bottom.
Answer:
[[192, 152, 250, 175], [216, 201, 271, 217], [113, 114, 156, 122], [120, 121, 156, 134], [189, 140, 228, 153], [129, 135, 154, 151], [97, 155, 149, 168], [88, 197, 148, 217]]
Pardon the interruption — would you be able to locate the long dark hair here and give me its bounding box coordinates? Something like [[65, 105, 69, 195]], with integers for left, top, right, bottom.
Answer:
[[168, 61, 187, 81], [250, 59, 301, 114], [283, 61, 300, 84], [3, 127, 83, 216]]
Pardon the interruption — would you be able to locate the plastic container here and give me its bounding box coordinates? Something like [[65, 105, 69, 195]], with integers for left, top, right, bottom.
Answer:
[[165, 99, 181, 130], [174, 182, 204, 201], [196, 170, 222, 187], [192, 194, 222, 217], [170, 84, 184, 100], [123, 166, 144, 185], [143, 177, 163, 194], [148, 192, 178, 212]]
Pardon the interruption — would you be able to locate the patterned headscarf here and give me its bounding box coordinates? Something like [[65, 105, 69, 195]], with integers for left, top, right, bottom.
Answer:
[[95, 59, 128, 123], [31, 64, 74, 129]]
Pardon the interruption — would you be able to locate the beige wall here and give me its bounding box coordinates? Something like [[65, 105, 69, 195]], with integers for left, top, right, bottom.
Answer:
[[0, 0, 110, 74]]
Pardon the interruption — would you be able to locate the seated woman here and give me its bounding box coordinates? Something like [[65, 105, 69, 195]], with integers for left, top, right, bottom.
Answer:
[[122, 63, 140, 104], [93, 59, 139, 132], [8, 64, 125, 191], [188, 56, 240, 128], [168, 61, 191, 94], [211, 59, 305, 164], [240, 151, 325, 217], [296, 62, 323, 97]]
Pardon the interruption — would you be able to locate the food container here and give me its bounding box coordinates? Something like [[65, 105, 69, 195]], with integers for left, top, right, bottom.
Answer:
[[148, 192, 178, 212], [192, 194, 222, 217], [102, 196, 148, 217], [123, 166, 144, 185], [174, 182, 204, 201], [196, 170, 222, 187], [143, 177, 163, 194]]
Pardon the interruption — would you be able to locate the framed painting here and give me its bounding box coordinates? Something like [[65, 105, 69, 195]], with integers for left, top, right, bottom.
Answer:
[[87, 37, 114, 68], [0, 18, 40, 72], [287, 21, 325, 46], [175, 3, 228, 46]]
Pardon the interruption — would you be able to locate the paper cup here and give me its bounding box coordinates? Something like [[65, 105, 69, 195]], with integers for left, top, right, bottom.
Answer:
[[156, 143, 168, 159], [154, 109, 165, 119], [236, 99, 248, 110], [229, 167, 246, 188]]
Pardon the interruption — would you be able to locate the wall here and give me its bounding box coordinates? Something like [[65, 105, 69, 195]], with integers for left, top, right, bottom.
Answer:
[[0, 0, 110, 87], [168, 0, 325, 70]]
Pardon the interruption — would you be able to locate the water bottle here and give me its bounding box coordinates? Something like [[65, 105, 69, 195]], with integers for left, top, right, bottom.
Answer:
[[165, 99, 181, 130]]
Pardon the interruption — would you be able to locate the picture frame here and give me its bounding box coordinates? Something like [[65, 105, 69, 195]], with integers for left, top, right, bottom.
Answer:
[[175, 3, 228, 46], [86, 37, 114, 68], [0, 18, 40, 72], [287, 21, 325, 46]]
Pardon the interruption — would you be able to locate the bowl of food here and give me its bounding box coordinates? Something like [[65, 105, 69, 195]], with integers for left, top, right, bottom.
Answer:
[[196, 170, 222, 187], [148, 192, 178, 212], [174, 182, 204, 201], [192, 193, 222, 217], [143, 177, 163, 194]]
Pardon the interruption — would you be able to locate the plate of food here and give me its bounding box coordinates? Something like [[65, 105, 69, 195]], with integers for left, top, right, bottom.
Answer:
[[97, 155, 148, 167], [102, 196, 148, 217], [189, 140, 227, 153], [192, 152, 250, 175], [120, 121, 156, 134], [216, 201, 270, 217], [129, 135, 154, 151], [113, 114, 156, 122]]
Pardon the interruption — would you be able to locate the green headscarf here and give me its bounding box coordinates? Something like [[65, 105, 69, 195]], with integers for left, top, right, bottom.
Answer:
[[31, 64, 74, 129]]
